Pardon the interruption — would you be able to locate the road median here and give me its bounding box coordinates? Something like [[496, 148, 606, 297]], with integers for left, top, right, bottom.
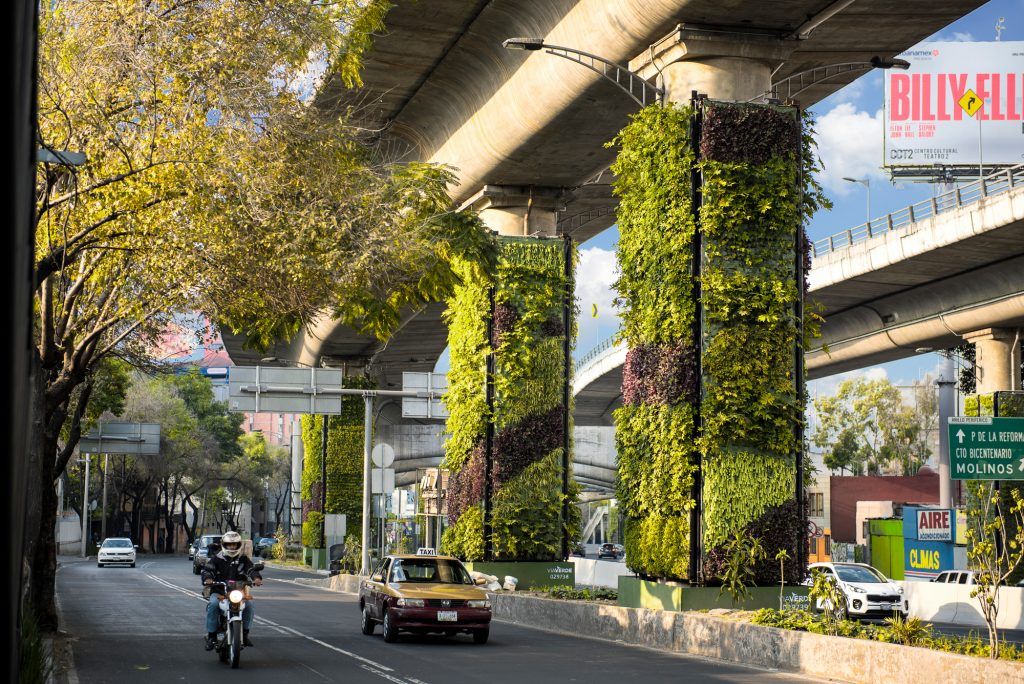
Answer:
[[490, 593, 1024, 684]]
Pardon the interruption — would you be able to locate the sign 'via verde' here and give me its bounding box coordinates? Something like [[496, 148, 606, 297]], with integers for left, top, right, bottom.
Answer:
[[948, 416, 1024, 480]]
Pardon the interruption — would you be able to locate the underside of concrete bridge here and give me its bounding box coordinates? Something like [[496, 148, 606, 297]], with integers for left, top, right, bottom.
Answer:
[[224, 0, 988, 396]]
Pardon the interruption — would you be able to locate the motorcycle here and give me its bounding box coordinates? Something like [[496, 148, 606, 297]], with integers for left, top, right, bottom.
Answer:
[[205, 580, 252, 668]]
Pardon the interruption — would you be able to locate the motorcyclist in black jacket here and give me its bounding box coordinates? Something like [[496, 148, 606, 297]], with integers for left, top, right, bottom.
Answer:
[[201, 531, 262, 650]]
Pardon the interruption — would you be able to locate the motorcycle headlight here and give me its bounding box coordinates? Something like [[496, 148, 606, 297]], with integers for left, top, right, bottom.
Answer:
[[396, 598, 424, 607], [228, 590, 245, 604], [467, 599, 491, 609]]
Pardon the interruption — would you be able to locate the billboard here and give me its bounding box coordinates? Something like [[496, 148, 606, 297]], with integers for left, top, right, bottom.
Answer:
[[884, 41, 1024, 170]]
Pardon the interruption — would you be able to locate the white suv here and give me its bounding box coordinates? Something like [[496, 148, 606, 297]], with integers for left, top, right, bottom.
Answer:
[[97, 538, 137, 568], [807, 562, 908, 619]]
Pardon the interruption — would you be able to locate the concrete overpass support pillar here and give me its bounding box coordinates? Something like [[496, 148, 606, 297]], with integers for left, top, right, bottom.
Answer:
[[632, 27, 795, 104], [464, 185, 565, 237], [964, 327, 1022, 394], [289, 419, 304, 542]]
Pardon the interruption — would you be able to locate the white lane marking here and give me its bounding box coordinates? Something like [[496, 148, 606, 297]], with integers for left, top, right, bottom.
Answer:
[[142, 570, 420, 679], [361, 663, 413, 683], [300, 662, 330, 681]]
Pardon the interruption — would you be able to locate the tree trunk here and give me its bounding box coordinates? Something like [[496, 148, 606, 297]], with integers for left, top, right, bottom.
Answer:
[[27, 420, 61, 630]]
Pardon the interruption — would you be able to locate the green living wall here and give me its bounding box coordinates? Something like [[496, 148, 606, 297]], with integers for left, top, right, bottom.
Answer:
[[441, 236, 580, 561], [300, 377, 372, 548], [611, 100, 824, 583]]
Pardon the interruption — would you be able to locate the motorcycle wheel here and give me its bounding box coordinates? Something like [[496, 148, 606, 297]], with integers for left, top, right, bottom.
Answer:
[[229, 622, 242, 668]]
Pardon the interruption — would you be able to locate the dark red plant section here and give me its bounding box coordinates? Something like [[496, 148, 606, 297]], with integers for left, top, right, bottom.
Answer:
[[700, 103, 800, 165], [702, 498, 807, 585], [491, 406, 565, 489], [621, 341, 697, 406], [540, 317, 565, 338], [492, 303, 519, 347], [446, 444, 486, 525]]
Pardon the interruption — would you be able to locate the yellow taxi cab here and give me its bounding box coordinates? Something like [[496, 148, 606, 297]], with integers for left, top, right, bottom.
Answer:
[[358, 550, 492, 644]]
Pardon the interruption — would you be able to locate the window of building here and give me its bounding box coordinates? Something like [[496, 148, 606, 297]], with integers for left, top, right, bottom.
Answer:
[[807, 492, 824, 518]]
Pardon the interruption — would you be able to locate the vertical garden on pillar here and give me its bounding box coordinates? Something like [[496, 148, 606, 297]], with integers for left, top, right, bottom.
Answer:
[[442, 236, 579, 561], [611, 100, 825, 583], [299, 377, 372, 549]]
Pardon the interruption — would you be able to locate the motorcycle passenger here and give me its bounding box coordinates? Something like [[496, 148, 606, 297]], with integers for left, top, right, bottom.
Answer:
[[201, 531, 262, 650]]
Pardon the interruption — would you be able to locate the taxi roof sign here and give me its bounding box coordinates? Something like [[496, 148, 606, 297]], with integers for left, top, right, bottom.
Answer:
[[416, 547, 436, 556]]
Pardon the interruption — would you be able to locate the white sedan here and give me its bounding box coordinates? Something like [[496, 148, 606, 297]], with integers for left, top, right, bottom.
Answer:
[[806, 562, 908, 619], [97, 538, 137, 568]]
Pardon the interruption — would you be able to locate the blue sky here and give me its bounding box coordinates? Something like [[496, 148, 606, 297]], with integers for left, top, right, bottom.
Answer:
[[571, 0, 1024, 395]]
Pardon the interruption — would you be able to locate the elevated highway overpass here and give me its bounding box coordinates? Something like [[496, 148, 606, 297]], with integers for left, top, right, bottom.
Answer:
[[224, 0, 988, 397]]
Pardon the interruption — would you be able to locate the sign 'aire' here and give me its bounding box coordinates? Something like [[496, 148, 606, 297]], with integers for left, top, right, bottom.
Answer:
[[883, 41, 1024, 168]]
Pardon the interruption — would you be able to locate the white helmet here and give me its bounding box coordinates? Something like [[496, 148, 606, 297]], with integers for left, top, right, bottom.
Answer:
[[221, 531, 243, 559]]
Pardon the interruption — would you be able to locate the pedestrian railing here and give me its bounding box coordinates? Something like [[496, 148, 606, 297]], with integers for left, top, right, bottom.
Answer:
[[574, 335, 622, 374], [812, 163, 1024, 259]]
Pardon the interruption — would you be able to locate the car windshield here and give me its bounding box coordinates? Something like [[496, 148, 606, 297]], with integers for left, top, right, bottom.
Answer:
[[389, 558, 473, 584], [101, 539, 131, 548], [834, 565, 886, 583], [202, 536, 221, 546]]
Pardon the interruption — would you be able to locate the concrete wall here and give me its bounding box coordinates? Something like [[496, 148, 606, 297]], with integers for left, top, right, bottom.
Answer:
[[570, 557, 630, 589], [491, 594, 1024, 684], [901, 580, 1024, 630], [830, 475, 938, 543]]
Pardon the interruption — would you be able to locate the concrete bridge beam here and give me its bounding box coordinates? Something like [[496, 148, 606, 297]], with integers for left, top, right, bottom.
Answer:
[[463, 185, 566, 237], [964, 327, 1022, 394], [632, 26, 795, 103]]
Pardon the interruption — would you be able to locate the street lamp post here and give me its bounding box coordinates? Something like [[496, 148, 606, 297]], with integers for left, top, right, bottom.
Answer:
[[842, 176, 871, 225]]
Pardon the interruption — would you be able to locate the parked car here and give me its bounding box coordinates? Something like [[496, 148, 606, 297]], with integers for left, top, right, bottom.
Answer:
[[97, 538, 137, 568], [597, 543, 624, 560], [806, 562, 907, 620], [358, 553, 492, 644], [933, 570, 976, 585], [255, 536, 279, 555], [192, 534, 223, 575]]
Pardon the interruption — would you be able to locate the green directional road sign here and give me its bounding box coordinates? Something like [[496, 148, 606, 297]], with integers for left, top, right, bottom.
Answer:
[[949, 416, 1024, 480]]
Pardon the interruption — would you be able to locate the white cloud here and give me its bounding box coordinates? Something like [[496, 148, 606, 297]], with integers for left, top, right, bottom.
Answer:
[[812, 103, 887, 195], [951, 31, 975, 42], [574, 247, 621, 351]]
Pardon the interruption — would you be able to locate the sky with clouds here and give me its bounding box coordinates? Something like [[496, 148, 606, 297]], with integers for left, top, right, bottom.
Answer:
[[568, 0, 1024, 399]]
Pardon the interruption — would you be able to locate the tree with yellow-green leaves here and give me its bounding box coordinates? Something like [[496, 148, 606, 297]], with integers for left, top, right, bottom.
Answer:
[[29, 0, 493, 630]]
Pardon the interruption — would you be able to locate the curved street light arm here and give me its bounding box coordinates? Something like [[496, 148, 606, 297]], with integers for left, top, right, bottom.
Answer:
[[503, 38, 664, 107]]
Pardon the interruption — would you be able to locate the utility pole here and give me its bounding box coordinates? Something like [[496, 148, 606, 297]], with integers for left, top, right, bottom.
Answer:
[[100, 454, 109, 541], [81, 456, 91, 557], [360, 394, 374, 575], [937, 354, 956, 508]]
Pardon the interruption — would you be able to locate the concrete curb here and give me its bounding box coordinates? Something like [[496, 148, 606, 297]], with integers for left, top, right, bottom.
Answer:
[[490, 594, 1024, 684], [291, 573, 361, 594], [262, 560, 328, 576]]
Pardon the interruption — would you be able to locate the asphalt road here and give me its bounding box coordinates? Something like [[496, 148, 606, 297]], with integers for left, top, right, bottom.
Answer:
[[57, 555, 816, 684]]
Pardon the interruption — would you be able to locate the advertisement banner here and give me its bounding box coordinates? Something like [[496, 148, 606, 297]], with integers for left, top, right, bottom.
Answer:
[[884, 41, 1024, 169], [904, 539, 954, 580], [916, 509, 952, 541]]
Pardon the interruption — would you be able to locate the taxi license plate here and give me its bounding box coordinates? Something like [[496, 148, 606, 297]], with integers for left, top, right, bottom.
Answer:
[[437, 611, 458, 622]]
